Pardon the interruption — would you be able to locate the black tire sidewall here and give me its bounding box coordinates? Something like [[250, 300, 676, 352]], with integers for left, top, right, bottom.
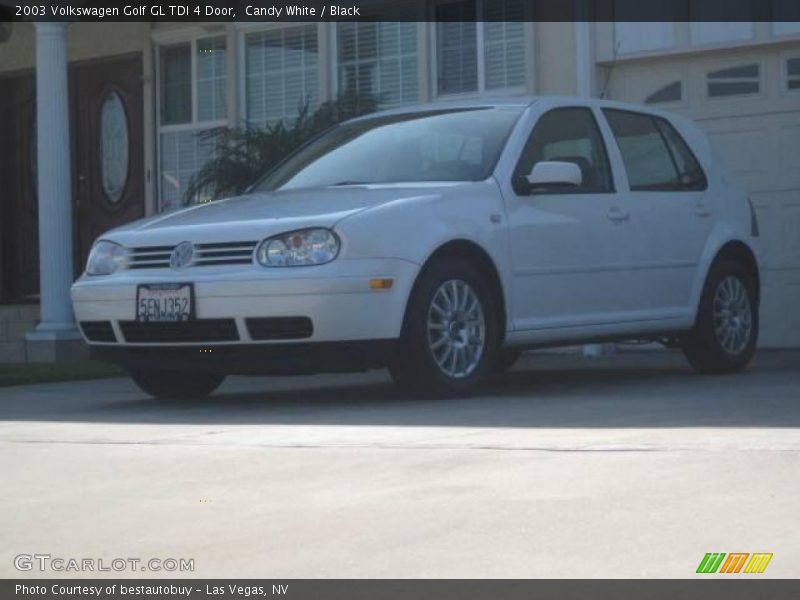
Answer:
[[130, 369, 225, 400], [393, 258, 501, 395], [685, 259, 758, 373]]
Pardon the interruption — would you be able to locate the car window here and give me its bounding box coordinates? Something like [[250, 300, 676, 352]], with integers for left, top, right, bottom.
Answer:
[[603, 109, 681, 191], [253, 107, 524, 191], [514, 107, 613, 194], [655, 119, 707, 190]]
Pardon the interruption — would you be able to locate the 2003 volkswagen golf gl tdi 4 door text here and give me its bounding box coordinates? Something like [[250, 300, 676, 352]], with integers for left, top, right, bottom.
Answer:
[[72, 97, 763, 399]]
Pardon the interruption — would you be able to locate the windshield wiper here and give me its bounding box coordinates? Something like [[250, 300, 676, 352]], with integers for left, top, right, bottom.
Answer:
[[329, 180, 371, 186]]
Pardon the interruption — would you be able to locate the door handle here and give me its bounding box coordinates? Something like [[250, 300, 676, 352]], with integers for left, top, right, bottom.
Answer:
[[607, 206, 629, 223], [695, 203, 712, 217]]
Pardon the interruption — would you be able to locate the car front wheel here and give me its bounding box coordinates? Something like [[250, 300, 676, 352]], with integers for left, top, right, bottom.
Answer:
[[682, 259, 758, 374], [129, 369, 226, 400], [389, 257, 500, 396]]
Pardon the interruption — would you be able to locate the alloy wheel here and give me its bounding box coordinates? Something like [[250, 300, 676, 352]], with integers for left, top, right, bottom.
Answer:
[[426, 279, 486, 378], [712, 275, 753, 356]]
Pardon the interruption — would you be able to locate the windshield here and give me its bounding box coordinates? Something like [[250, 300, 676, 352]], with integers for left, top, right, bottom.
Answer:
[[254, 107, 524, 192]]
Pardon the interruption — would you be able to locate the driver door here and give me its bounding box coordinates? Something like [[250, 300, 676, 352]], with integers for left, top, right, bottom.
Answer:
[[501, 106, 638, 331]]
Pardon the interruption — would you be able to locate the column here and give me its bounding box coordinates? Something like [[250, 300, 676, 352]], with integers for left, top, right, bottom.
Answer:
[[26, 22, 82, 360]]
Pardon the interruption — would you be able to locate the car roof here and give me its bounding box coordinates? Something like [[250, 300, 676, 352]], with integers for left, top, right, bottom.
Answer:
[[348, 95, 686, 124]]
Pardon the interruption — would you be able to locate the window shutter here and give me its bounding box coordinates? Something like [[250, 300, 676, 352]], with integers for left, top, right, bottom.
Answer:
[[337, 19, 418, 109], [245, 25, 319, 129], [197, 36, 227, 122], [483, 0, 525, 90]]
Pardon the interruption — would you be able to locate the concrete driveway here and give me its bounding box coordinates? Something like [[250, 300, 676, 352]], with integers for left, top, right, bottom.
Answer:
[[1, 350, 798, 578]]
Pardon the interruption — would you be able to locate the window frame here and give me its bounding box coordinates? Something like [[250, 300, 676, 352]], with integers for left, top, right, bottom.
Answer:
[[154, 33, 230, 210], [331, 19, 420, 110], [239, 23, 323, 130], [511, 106, 616, 196], [704, 61, 762, 101], [602, 108, 708, 193], [784, 54, 800, 93], [644, 80, 684, 106], [429, 0, 528, 99]]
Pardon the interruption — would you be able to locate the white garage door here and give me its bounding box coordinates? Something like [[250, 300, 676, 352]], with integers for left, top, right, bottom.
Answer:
[[610, 45, 800, 347]]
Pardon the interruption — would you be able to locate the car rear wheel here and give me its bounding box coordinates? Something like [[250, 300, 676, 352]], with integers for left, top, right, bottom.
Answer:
[[682, 259, 758, 374], [389, 257, 500, 396], [129, 369, 225, 400]]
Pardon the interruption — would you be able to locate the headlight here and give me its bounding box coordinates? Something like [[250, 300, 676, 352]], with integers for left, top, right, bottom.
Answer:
[[256, 228, 340, 267], [85, 240, 127, 275]]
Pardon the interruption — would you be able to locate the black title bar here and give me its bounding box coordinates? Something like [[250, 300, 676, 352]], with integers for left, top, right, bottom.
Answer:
[[3, 0, 800, 23]]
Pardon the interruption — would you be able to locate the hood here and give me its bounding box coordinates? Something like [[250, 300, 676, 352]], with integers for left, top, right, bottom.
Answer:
[[105, 184, 456, 247]]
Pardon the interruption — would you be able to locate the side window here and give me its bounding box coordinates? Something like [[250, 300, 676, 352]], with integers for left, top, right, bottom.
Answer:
[[604, 109, 707, 192], [655, 119, 707, 190], [604, 109, 680, 191], [514, 108, 613, 194]]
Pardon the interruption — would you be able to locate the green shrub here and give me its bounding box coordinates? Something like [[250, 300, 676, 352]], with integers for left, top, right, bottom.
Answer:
[[184, 91, 378, 205]]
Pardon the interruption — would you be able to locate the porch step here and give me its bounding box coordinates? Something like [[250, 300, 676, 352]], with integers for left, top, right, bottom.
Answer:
[[0, 341, 27, 363], [0, 304, 40, 362], [0, 304, 40, 322]]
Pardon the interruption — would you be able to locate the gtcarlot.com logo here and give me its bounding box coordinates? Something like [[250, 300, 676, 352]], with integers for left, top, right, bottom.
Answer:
[[14, 554, 194, 573]]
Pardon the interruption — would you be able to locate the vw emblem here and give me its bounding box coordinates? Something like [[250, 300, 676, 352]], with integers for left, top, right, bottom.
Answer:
[[170, 241, 195, 270]]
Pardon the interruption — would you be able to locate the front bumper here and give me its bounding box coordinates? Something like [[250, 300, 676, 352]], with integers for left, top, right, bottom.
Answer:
[[71, 258, 418, 348]]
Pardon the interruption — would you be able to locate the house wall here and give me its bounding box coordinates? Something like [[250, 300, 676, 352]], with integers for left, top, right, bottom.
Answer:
[[0, 22, 151, 73]]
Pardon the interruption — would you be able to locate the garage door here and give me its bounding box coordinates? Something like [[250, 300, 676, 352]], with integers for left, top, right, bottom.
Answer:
[[609, 45, 800, 347]]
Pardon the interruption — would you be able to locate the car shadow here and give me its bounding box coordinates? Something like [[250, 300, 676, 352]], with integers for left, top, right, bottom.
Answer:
[[1, 350, 798, 428]]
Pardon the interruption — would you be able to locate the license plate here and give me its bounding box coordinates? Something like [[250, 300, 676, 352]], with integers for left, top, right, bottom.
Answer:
[[136, 283, 194, 322]]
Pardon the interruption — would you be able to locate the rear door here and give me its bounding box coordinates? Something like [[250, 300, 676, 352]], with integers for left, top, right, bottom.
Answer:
[[602, 109, 712, 320]]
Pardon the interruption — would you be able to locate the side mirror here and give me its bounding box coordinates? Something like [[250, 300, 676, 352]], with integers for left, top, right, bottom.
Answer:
[[523, 161, 583, 193]]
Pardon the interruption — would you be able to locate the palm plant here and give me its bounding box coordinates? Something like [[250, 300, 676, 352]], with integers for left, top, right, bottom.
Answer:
[[184, 90, 378, 205]]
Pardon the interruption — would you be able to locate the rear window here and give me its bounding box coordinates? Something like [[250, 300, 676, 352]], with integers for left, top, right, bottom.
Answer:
[[603, 109, 707, 192]]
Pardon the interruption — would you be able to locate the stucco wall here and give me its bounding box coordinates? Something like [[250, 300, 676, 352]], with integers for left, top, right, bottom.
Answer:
[[534, 22, 577, 96], [0, 22, 150, 74]]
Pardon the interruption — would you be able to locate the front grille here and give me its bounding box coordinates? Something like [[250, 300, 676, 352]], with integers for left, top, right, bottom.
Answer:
[[119, 319, 239, 343], [246, 317, 314, 340], [127, 241, 257, 269], [80, 321, 116, 343]]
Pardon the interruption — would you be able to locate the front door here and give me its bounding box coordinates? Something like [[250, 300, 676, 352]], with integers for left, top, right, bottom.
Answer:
[[71, 54, 145, 271], [502, 106, 637, 331], [0, 73, 39, 303]]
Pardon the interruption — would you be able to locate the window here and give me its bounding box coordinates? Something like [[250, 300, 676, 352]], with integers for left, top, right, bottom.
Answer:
[[604, 109, 705, 191], [706, 64, 760, 98], [245, 25, 319, 129], [514, 108, 613, 194], [435, 0, 525, 96], [197, 37, 227, 122], [645, 81, 682, 105], [254, 107, 524, 191], [482, 1, 526, 90], [614, 22, 674, 55], [656, 119, 707, 189], [613, 0, 676, 54], [157, 36, 228, 210], [337, 20, 418, 109], [159, 44, 191, 125], [787, 57, 800, 90]]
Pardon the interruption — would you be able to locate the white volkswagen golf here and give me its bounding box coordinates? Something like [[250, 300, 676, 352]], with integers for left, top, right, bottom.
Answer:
[[72, 97, 763, 399]]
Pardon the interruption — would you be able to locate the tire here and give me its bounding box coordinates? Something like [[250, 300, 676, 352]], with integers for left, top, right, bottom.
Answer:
[[493, 348, 522, 373], [682, 259, 758, 374], [129, 369, 226, 400], [389, 257, 501, 396]]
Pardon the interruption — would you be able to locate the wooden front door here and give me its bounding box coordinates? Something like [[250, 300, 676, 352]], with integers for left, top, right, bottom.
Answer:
[[0, 53, 145, 304], [71, 54, 145, 269], [0, 74, 39, 303]]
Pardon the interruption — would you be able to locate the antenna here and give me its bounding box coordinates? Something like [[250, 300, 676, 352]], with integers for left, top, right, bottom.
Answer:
[[599, 41, 621, 99]]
